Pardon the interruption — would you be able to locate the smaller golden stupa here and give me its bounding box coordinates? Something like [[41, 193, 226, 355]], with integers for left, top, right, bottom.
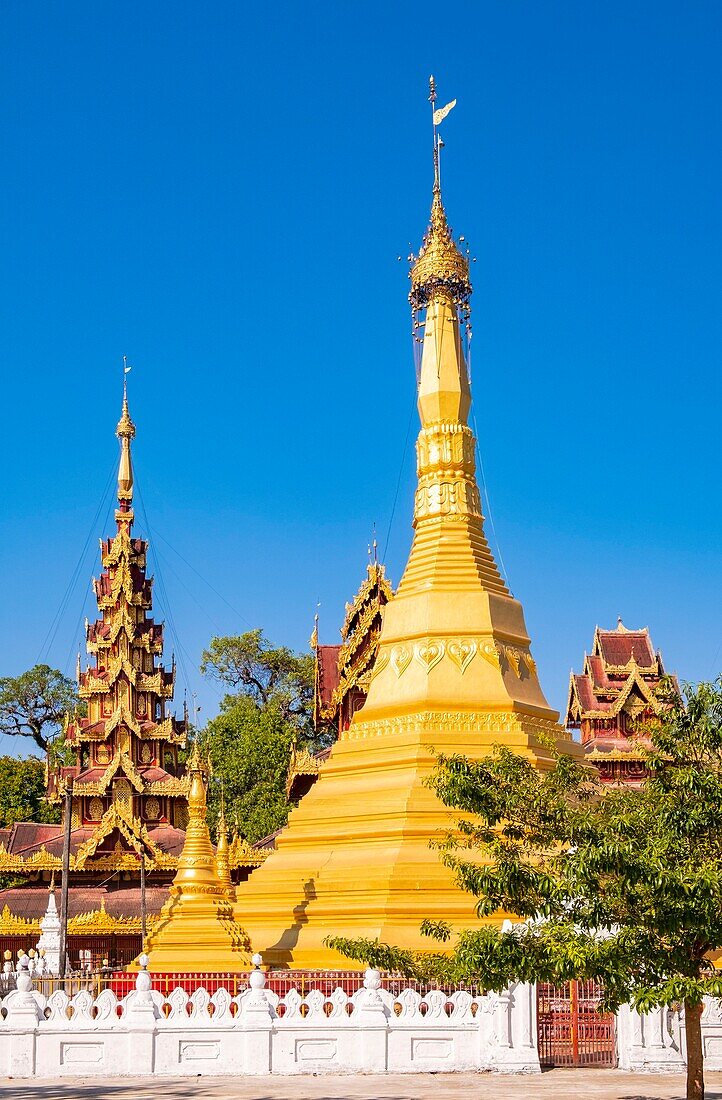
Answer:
[[142, 745, 251, 971]]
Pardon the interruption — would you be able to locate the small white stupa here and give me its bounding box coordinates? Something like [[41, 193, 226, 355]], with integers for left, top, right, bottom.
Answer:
[[36, 876, 61, 976]]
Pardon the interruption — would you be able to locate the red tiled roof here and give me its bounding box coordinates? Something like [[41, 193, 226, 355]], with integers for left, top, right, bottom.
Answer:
[[1, 822, 64, 854], [573, 674, 609, 713], [0, 819, 186, 859], [74, 768, 107, 785], [0, 884, 169, 922], [146, 825, 186, 856], [596, 630, 655, 667], [253, 829, 282, 851], [137, 766, 172, 783], [567, 624, 672, 730], [587, 654, 610, 689], [317, 644, 341, 708]]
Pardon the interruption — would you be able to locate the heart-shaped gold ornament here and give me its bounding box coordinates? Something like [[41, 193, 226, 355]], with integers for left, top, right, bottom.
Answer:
[[447, 639, 477, 674], [391, 645, 412, 677]]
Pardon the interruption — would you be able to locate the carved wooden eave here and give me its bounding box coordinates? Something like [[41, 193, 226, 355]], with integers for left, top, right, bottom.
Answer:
[[137, 669, 174, 697], [80, 838, 178, 873], [0, 900, 162, 938], [144, 775, 189, 797], [0, 905, 41, 935], [73, 804, 160, 870], [68, 899, 159, 935], [285, 744, 321, 797], [101, 528, 140, 569], [583, 670, 662, 721], [95, 558, 150, 610], [149, 715, 185, 743], [73, 712, 182, 747], [75, 750, 145, 797], [339, 564, 394, 643], [566, 671, 587, 723], [0, 842, 62, 874], [585, 746, 648, 762], [228, 835, 268, 870], [105, 703, 141, 738], [80, 655, 172, 699], [321, 561, 395, 722]]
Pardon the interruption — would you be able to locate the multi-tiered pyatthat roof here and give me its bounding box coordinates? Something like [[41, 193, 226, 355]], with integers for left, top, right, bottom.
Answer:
[[50, 383, 188, 858], [566, 620, 679, 786]]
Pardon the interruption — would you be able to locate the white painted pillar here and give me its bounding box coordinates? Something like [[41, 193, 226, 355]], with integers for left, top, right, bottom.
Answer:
[[123, 953, 157, 1075], [4, 970, 42, 1076], [617, 1003, 683, 1072], [240, 954, 273, 1074], [484, 983, 541, 1074], [353, 968, 389, 1072]]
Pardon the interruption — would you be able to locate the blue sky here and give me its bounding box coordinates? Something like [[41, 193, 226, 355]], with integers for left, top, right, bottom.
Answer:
[[1, 2, 720, 750]]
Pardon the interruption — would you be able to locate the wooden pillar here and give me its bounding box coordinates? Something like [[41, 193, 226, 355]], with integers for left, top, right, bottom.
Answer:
[[139, 850, 147, 947], [58, 778, 74, 977]]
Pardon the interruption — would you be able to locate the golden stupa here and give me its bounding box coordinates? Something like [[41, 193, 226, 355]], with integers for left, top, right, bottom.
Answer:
[[234, 82, 582, 969], [143, 745, 251, 971]]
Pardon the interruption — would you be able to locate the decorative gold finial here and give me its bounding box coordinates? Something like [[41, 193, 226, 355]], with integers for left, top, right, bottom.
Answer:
[[215, 788, 234, 896], [170, 740, 220, 893], [116, 359, 135, 508], [410, 80, 470, 312], [117, 359, 136, 441]]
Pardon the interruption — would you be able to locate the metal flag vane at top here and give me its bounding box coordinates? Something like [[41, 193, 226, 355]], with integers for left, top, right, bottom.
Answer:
[[429, 75, 457, 191], [122, 354, 132, 405]]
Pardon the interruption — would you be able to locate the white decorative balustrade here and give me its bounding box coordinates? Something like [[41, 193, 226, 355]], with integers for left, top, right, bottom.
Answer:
[[2, 963, 722, 1078], [0, 964, 540, 1077]]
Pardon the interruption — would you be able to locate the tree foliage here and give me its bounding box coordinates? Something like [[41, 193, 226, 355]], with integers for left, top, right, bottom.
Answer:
[[200, 695, 294, 845], [328, 679, 722, 1100], [201, 630, 314, 740], [0, 665, 79, 752], [0, 755, 60, 827]]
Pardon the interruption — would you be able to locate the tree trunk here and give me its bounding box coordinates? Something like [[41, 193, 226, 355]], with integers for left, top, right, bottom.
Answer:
[[685, 999, 704, 1100], [29, 720, 48, 752]]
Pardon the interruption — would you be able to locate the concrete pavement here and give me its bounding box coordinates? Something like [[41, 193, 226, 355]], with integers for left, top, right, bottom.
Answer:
[[2, 1071, 722, 1100]]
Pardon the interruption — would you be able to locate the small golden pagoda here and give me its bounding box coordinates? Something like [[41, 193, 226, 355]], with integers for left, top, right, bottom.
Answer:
[[142, 745, 251, 971], [234, 82, 582, 968]]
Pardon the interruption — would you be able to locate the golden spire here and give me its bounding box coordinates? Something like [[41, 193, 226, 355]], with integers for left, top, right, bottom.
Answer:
[[116, 366, 135, 509], [409, 77, 470, 313], [168, 741, 218, 894], [215, 791, 234, 897], [142, 739, 251, 971]]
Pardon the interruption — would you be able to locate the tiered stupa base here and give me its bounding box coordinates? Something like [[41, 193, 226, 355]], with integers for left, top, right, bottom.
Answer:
[[144, 891, 250, 972], [235, 709, 574, 969]]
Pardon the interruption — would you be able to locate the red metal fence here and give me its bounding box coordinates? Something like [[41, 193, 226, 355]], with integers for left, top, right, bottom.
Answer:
[[108, 968, 484, 999], [537, 981, 616, 1068]]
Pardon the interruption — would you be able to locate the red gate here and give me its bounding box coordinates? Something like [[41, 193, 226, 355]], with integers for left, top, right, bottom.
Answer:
[[537, 981, 616, 1067]]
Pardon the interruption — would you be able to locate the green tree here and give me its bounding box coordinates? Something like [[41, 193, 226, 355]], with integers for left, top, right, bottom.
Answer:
[[329, 679, 722, 1100], [0, 664, 79, 753], [201, 630, 315, 742], [0, 755, 60, 827], [200, 695, 294, 844]]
